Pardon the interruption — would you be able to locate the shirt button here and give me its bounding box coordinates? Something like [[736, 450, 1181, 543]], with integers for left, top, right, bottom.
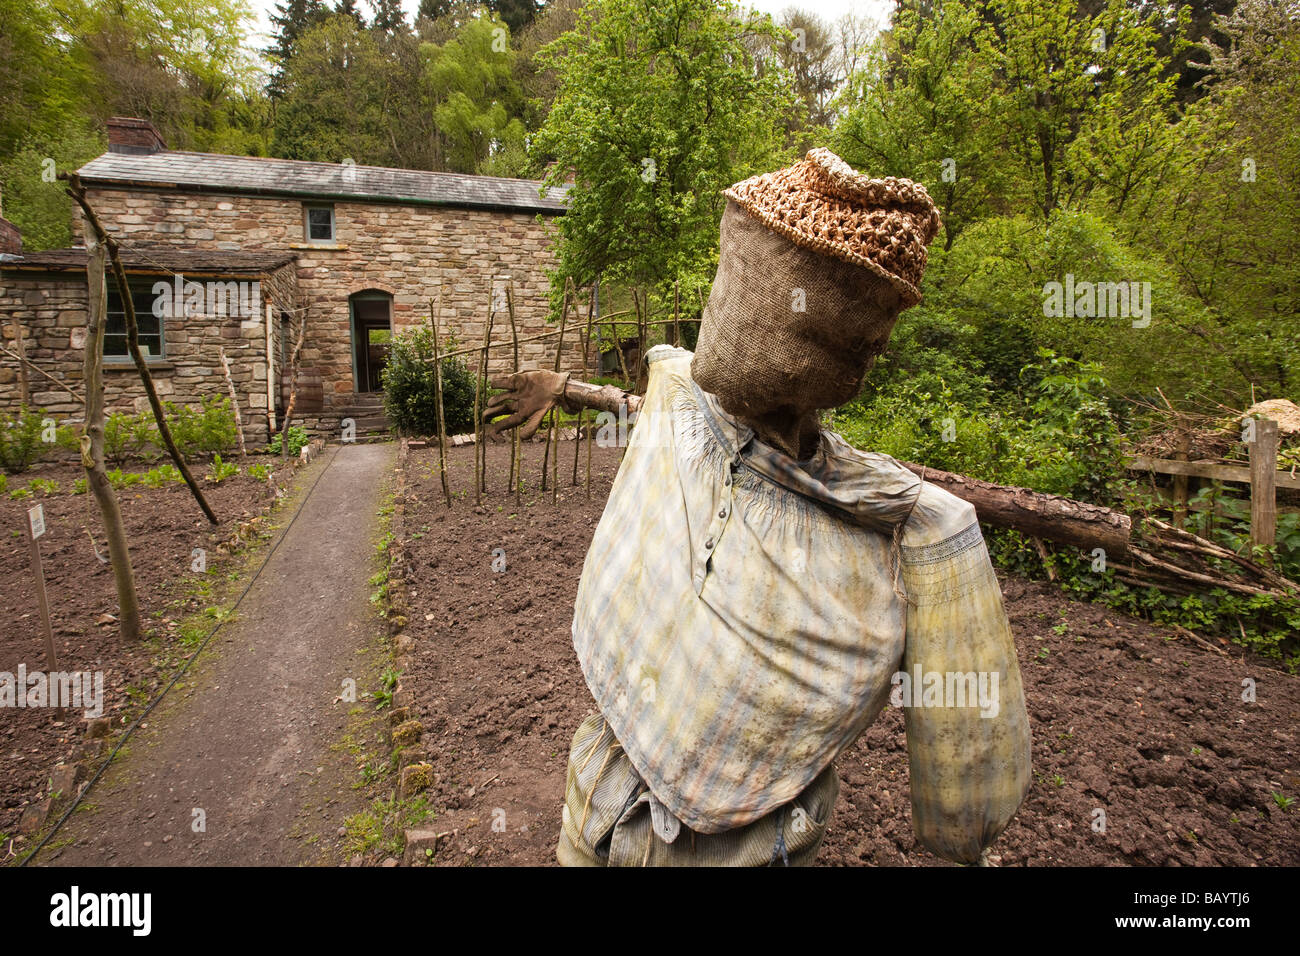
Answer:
[[718, 508, 727, 518], [704, 538, 714, 549], [723, 475, 731, 487]]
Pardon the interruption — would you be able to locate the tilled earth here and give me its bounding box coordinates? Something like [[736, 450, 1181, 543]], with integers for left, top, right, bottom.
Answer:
[[0, 461, 285, 844], [399, 442, 1300, 866]]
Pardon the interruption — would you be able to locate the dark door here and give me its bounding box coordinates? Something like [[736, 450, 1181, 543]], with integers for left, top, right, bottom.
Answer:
[[351, 294, 392, 393]]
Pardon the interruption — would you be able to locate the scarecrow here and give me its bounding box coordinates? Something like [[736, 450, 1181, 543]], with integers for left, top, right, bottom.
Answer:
[[485, 148, 1032, 866]]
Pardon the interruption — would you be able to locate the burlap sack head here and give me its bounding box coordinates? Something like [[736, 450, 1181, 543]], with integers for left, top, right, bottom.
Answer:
[[691, 149, 941, 417]]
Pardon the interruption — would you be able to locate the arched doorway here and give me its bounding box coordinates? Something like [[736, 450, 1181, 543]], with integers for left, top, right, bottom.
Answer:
[[349, 291, 392, 393]]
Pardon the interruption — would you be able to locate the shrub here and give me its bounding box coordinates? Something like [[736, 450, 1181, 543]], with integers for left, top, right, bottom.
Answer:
[[104, 410, 156, 467], [381, 327, 477, 436], [268, 425, 310, 457], [162, 396, 237, 460], [0, 407, 50, 474]]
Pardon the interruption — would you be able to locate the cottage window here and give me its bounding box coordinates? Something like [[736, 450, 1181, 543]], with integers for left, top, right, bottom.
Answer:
[[304, 204, 335, 243], [104, 282, 164, 360]]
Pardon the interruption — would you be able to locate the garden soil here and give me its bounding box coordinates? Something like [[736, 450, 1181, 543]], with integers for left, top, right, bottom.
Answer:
[[399, 440, 1300, 866]]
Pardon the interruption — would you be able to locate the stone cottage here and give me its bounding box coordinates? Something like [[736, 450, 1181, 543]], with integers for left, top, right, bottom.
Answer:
[[0, 116, 575, 445]]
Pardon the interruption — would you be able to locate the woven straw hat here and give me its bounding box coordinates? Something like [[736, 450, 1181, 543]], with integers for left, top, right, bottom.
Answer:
[[723, 147, 941, 306]]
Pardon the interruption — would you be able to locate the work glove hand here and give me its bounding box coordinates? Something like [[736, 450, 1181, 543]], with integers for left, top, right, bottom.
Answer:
[[482, 370, 572, 441]]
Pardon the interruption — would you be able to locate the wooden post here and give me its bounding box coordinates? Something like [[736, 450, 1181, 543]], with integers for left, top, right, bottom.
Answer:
[[507, 282, 521, 506], [218, 347, 248, 459], [543, 279, 571, 499], [1171, 430, 1190, 529], [13, 319, 30, 406], [1249, 417, 1279, 561], [26, 503, 57, 673], [574, 285, 593, 488], [81, 235, 142, 642], [584, 288, 594, 497], [62, 174, 218, 526], [473, 278, 494, 504], [671, 280, 680, 347], [429, 293, 452, 508]]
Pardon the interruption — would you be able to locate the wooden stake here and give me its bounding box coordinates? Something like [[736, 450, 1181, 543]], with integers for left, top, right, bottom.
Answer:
[[280, 307, 309, 460], [62, 173, 218, 525], [25, 503, 57, 673], [507, 282, 521, 505], [584, 288, 594, 497], [473, 281, 492, 505], [218, 347, 247, 458], [13, 318, 30, 406], [1249, 417, 1279, 562], [81, 235, 141, 642], [429, 292, 452, 508], [574, 285, 593, 488], [544, 279, 572, 501]]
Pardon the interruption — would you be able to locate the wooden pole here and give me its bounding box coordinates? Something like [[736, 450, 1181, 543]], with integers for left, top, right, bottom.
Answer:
[[671, 279, 680, 347], [1249, 417, 1279, 562], [507, 282, 521, 506], [61, 173, 218, 526], [542, 280, 571, 498], [218, 347, 248, 459], [584, 288, 594, 497], [13, 319, 30, 406], [280, 307, 309, 459], [1171, 430, 1190, 529], [574, 285, 593, 488], [473, 278, 493, 504], [26, 504, 57, 673], [429, 293, 452, 508], [81, 235, 142, 642]]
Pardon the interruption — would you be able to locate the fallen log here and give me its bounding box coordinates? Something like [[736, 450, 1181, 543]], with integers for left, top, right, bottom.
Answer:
[[554, 384, 1296, 600], [900, 463, 1133, 559]]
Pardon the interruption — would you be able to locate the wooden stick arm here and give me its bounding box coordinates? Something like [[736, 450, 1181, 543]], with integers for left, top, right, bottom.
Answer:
[[562, 377, 644, 417]]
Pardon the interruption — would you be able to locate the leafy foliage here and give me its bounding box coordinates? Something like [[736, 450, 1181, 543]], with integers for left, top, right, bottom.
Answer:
[[381, 327, 476, 437]]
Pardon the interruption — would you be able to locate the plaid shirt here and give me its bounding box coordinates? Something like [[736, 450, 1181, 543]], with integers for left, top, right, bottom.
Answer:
[[572, 346, 1031, 861]]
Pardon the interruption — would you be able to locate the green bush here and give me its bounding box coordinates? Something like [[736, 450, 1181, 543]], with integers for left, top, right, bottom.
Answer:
[[104, 410, 156, 467], [381, 327, 477, 436], [162, 396, 237, 460], [268, 425, 310, 457], [0, 407, 51, 474]]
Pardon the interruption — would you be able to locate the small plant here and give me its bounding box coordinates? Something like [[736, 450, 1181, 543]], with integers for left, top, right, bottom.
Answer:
[[8, 486, 32, 500], [27, 477, 60, 496], [268, 425, 310, 457], [0, 407, 50, 474], [374, 667, 401, 711], [72, 477, 88, 495], [106, 468, 143, 489], [1052, 621, 1070, 635], [248, 462, 273, 482], [206, 453, 239, 483], [1272, 792, 1294, 810], [0, 474, 7, 495]]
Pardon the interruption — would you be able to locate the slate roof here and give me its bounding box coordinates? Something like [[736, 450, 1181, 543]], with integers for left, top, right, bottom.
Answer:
[[76, 150, 570, 214], [1, 245, 297, 276]]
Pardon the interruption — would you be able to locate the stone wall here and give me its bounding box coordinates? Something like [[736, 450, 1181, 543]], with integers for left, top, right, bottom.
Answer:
[[73, 188, 587, 420], [0, 263, 300, 450]]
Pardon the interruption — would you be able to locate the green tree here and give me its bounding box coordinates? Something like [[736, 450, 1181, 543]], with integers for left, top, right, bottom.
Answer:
[[423, 15, 527, 174], [532, 0, 795, 308]]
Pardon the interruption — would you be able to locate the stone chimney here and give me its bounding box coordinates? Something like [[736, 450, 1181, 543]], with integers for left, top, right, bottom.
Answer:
[[0, 216, 19, 255], [107, 117, 167, 155]]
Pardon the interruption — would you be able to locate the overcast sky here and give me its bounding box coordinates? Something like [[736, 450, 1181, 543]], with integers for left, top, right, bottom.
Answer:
[[245, 0, 897, 46]]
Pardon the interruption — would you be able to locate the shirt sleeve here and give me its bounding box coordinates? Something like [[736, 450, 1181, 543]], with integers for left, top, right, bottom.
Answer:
[[898, 485, 1033, 865]]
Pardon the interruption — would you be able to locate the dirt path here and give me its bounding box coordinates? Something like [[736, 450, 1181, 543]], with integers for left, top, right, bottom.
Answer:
[[34, 443, 394, 867]]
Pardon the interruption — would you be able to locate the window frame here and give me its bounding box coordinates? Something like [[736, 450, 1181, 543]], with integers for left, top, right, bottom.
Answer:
[[103, 278, 166, 363], [303, 204, 336, 244]]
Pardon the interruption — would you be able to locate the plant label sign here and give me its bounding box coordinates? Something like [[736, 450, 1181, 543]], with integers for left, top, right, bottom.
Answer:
[[28, 503, 46, 540]]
